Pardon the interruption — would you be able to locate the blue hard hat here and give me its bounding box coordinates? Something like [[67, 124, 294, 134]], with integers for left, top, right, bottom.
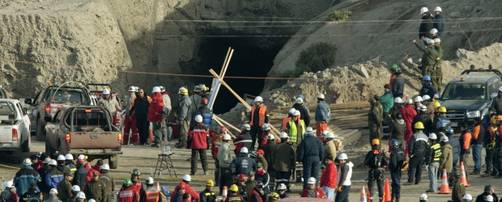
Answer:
[[423, 75, 432, 81], [391, 139, 400, 148]]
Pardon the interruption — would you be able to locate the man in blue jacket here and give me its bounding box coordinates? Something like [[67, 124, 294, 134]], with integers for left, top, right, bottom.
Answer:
[[298, 127, 324, 189], [14, 158, 40, 197], [45, 160, 64, 190], [315, 94, 330, 137]]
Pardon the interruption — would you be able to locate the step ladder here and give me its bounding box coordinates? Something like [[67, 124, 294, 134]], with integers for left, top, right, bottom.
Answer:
[[153, 145, 177, 177]]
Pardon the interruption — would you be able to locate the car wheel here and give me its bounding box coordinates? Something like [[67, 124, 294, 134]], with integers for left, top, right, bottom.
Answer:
[[109, 155, 118, 169], [36, 118, 45, 140], [21, 135, 30, 152]]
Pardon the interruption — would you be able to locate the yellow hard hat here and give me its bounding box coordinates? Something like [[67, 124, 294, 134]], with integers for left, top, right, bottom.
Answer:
[[206, 180, 214, 187], [438, 106, 447, 113], [178, 87, 189, 95], [433, 101, 441, 108], [371, 138, 380, 146], [270, 192, 280, 200], [414, 121, 425, 130], [229, 184, 239, 192]]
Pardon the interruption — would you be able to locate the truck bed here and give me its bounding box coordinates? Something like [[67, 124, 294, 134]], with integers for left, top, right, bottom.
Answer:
[[69, 131, 121, 150]]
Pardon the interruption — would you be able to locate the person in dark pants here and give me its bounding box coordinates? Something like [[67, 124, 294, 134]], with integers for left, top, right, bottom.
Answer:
[[471, 118, 485, 175], [389, 139, 404, 202], [335, 153, 352, 202], [408, 122, 429, 184], [188, 115, 208, 175], [418, 7, 434, 39], [485, 117, 498, 176], [131, 88, 149, 145], [432, 7, 444, 36], [292, 97, 311, 127], [297, 127, 324, 189], [249, 96, 268, 150], [364, 139, 387, 201]]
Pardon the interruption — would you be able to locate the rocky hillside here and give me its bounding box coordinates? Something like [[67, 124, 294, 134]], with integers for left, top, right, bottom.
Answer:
[[267, 0, 502, 88]]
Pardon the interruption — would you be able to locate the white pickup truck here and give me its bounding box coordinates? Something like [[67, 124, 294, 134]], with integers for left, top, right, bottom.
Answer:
[[0, 99, 31, 152]]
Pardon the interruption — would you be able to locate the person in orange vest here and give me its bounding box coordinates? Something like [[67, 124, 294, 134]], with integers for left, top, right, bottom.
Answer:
[[118, 179, 140, 202], [140, 177, 162, 202], [249, 182, 267, 202], [459, 124, 472, 164], [300, 177, 325, 198], [470, 118, 485, 175], [170, 175, 199, 202], [315, 94, 330, 137], [249, 96, 268, 150], [131, 169, 144, 202]]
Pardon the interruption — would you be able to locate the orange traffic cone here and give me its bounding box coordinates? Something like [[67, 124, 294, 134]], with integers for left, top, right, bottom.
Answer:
[[460, 161, 470, 187], [360, 185, 368, 202], [438, 169, 451, 194], [382, 177, 391, 202]]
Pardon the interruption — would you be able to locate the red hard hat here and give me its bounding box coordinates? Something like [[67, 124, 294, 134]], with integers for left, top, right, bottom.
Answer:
[[201, 98, 209, 105]]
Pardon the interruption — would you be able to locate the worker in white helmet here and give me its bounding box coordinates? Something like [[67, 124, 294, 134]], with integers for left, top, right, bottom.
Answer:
[[315, 93, 331, 136], [418, 7, 434, 39], [148, 86, 165, 148], [158, 86, 173, 143], [217, 133, 235, 193], [188, 114, 209, 175], [231, 147, 257, 177], [249, 96, 269, 150], [432, 37, 444, 92], [432, 6, 444, 36], [272, 132, 295, 191], [124, 85, 139, 145], [99, 164, 114, 202], [285, 109, 306, 145], [335, 153, 353, 202], [293, 96, 311, 126], [172, 175, 199, 202], [413, 37, 440, 78], [98, 88, 122, 125]]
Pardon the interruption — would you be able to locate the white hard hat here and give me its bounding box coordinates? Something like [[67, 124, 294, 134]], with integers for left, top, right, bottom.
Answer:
[[277, 183, 287, 190], [262, 123, 271, 131], [146, 177, 154, 185], [3, 180, 13, 188], [463, 193, 472, 200], [77, 154, 86, 161], [267, 134, 275, 140], [182, 174, 191, 182], [434, 94, 440, 99], [394, 97, 404, 104], [407, 98, 413, 104], [420, 193, 428, 200], [159, 86, 165, 92], [254, 96, 264, 103], [420, 7, 429, 15], [430, 28, 438, 35], [57, 155, 66, 161], [429, 133, 437, 140], [418, 104, 427, 112], [307, 177, 316, 184], [49, 159, 58, 166], [65, 154, 74, 160], [88, 199, 96, 202], [23, 158, 32, 166], [128, 86, 137, 92], [425, 38, 435, 45], [280, 132, 289, 139], [288, 108, 297, 115], [422, 95, 431, 101], [240, 147, 249, 154], [76, 191, 86, 199], [434, 6, 442, 13], [337, 153, 348, 160], [295, 97, 304, 104], [414, 96, 423, 103], [486, 195, 494, 202], [50, 188, 58, 195], [223, 133, 232, 141], [306, 127, 314, 135], [242, 124, 251, 131], [323, 131, 335, 139], [293, 110, 301, 116], [43, 157, 51, 164], [434, 38, 441, 44], [72, 185, 81, 192], [152, 86, 161, 93], [440, 134, 449, 142], [102, 89, 111, 95], [317, 94, 325, 100], [194, 115, 203, 123], [100, 164, 110, 171]]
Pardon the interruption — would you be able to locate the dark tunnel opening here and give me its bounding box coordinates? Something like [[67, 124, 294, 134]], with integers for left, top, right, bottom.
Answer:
[[192, 36, 287, 114]]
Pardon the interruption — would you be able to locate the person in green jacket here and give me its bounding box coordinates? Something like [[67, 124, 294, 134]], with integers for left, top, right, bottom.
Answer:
[[369, 95, 384, 140], [380, 84, 394, 126], [414, 39, 440, 77]]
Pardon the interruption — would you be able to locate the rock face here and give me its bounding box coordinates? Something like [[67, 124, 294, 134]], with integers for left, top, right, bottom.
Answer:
[[267, 0, 502, 89], [0, 0, 131, 97]]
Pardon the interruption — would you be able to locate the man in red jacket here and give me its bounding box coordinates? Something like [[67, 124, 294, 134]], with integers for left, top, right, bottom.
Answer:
[[301, 177, 325, 198], [188, 115, 209, 175], [148, 86, 165, 148], [248, 182, 266, 202], [401, 98, 417, 150], [320, 159, 337, 201], [170, 175, 199, 202]]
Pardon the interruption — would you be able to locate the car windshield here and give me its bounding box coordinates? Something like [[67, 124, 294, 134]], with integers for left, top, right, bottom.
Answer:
[[66, 108, 111, 132], [441, 83, 487, 100], [0, 102, 16, 121], [44, 88, 90, 104]]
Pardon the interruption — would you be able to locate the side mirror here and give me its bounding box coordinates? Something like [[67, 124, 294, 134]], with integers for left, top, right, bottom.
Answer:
[[24, 98, 33, 105]]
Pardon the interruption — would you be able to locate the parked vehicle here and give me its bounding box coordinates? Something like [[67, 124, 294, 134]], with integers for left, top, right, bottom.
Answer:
[[440, 67, 502, 128], [0, 86, 7, 98], [0, 99, 31, 152], [24, 84, 93, 139], [45, 106, 122, 168]]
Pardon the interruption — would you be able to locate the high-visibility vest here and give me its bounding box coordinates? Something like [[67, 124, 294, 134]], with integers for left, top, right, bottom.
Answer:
[[118, 189, 134, 202], [250, 105, 267, 127], [431, 143, 442, 162], [145, 183, 161, 202], [288, 119, 305, 144]]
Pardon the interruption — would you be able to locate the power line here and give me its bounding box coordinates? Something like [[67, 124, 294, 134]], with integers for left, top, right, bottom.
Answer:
[[122, 70, 307, 80]]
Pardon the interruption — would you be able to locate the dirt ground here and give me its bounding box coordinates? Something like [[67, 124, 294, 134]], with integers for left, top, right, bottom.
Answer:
[[0, 104, 498, 202]]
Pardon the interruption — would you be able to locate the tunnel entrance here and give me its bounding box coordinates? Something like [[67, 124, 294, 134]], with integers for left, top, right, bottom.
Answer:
[[191, 35, 287, 114]]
